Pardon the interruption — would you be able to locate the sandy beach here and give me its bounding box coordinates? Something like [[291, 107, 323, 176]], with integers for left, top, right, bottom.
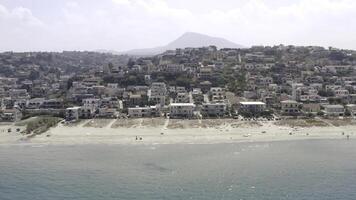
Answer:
[[0, 118, 355, 146]]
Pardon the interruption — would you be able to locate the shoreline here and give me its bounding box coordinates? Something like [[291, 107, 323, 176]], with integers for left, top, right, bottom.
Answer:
[[0, 118, 355, 146]]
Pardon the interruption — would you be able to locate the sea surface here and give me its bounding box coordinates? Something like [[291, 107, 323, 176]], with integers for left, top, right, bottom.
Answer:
[[1, 139, 356, 200]]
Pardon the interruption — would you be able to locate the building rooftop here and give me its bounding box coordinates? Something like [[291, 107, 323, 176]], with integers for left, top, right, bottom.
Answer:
[[170, 103, 195, 107], [323, 105, 344, 109], [239, 102, 265, 105], [281, 100, 298, 104], [66, 106, 81, 110]]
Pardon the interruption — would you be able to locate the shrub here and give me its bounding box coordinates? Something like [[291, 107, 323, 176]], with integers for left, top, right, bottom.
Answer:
[[26, 117, 62, 135]]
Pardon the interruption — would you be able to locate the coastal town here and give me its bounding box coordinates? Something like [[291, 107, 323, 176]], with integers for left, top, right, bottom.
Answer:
[[1, 45, 356, 139], [1, 45, 356, 121]]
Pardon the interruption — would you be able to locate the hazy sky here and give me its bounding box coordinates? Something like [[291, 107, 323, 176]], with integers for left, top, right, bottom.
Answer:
[[1, 0, 356, 52]]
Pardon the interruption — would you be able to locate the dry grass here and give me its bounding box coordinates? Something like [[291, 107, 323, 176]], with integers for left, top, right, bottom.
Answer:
[[230, 121, 263, 128], [141, 118, 165, 128], [15, 117, 39, 126], [167, 119, 201, 129], [200, 119, 220, 128], [324, 119, 356, 127], [111, 119, 142, 128], [167, 120, 185, 129], [83, 119, 112, 128], [200, 119, 233, 128], [275, 119, 329, 127]]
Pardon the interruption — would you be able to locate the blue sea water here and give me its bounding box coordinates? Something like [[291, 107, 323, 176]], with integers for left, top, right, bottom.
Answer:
[[0, 139, 356, 200]]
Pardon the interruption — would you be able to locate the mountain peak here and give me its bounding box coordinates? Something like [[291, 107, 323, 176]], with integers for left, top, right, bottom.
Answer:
[[122, 32, 243, 56], [180, 32, 207, 37], [167, 32, 241, 49]]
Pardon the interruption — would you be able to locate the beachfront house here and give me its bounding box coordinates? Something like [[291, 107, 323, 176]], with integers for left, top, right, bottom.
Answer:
[[346, 104, 356, 116], [66, 106, 81, 121], [201, 102, 227, 117], [97, 108, 117, 118], [302, 103, 321, 114], [0, 107, 22, 122], [323, 105, 345, 117], [238, 102, 266, 116], [281, 100, 300, 115], [80, 98, 100, 118], [128, 106, 159, 118], [169, 103, 195, 118]]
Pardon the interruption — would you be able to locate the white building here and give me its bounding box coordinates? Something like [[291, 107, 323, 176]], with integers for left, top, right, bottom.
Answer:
[[281, 100, 300, 115], [169, 103, 195, 118], [323, 105, 344, 116], [128, 106, 159, 118], [346, 104, 356, 116], [0, 106, 22, 122], [238, 102, 266, 115], [81, 98, 100, 118], [66, 107, 81, 121]]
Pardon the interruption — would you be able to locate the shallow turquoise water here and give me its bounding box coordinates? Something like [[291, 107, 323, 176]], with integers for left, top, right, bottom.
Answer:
[[1, 139, 356, 200]]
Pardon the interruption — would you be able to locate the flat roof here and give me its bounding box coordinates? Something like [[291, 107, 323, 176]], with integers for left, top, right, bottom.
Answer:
[[128, 107, 152, 110], [281, 100, 298, 103], [170, 103, 195, 106], [66, 106, 81, 110], [346, 104, 356, 107], [323, 105, 344, 108], [239, 102, 265, 105]]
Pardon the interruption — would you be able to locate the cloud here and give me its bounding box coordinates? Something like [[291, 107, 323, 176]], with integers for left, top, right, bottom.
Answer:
[[1, 0, 356, 51], [106, 0, 356, 49], [65, 1, 79, 9], [0, 4, 43, 27], [193, 0, 356, 48], [112, 0, 131, 6], [0, 4, 46, 51]]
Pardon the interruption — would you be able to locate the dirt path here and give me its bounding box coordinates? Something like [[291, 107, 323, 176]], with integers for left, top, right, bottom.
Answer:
[[162, 117, 169, 132], [106, 119, 117, 129]]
